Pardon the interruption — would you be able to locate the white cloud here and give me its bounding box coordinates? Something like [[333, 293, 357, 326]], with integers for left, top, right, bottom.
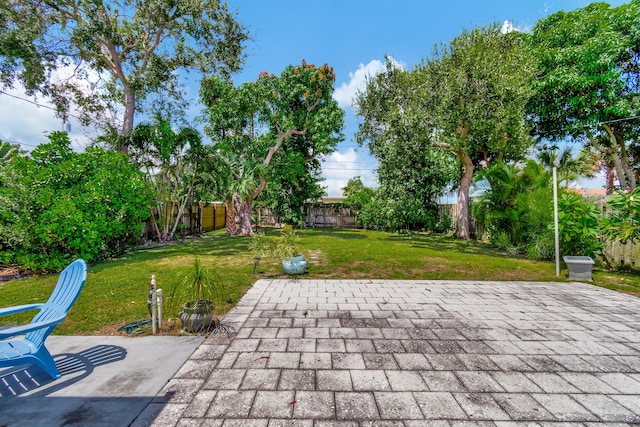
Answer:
[[333, 57, 403, 109], [0, 60, 114, 152], [321, 147, 378, 196], [0, 86, 95, 153], [501, 20, 516, 34]]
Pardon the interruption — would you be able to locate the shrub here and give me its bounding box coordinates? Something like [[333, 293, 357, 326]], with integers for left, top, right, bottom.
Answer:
[[0, 132, 154, 271], [601, 187, 640, 243], [557, 192, 602, 259]]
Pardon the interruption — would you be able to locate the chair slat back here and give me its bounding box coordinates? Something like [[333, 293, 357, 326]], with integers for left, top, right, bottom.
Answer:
[[25, 259, 87, 348]]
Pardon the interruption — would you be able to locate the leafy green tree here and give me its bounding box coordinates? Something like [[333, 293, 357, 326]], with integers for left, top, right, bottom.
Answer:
[[601, 187, 640, 244], [0, 140, 20, 165], [258, 147, 326, 226], [355, 59, 459, 231], [357, 25, 534, 240], [0, 0, 248, 143], [341, 176, 375, 225], [0, 132, 152, 271], [342, 177, 374, 211], [557, 192, 603, 260], [423, 25, 535, 239], [536, 145, 597, 188], [201, 61, 344, 235], [529, 1, 640, 190]]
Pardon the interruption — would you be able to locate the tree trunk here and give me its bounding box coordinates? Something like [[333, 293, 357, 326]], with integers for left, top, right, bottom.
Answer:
[[119, 88, 135, 154], [456, 150, 474, 240], [225, 198, 237, 236], [233, 193, 254, 236], [605, 163, 616, 196], [600, 125, 637, 190]]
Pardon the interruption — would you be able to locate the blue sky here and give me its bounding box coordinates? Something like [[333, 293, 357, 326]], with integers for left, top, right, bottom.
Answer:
[[0, 0, 625, 195]]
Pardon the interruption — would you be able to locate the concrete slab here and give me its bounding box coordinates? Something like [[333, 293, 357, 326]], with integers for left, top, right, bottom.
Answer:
[[145, 279, 640, 426], [0, 335, 204, 427]]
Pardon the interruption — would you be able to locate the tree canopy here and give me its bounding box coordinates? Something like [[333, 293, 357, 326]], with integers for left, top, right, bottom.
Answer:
[[0, 0, 248, 140], [528, 0, 640, 191], [357, 25, 535, 239], [201, 61, 344, 235]]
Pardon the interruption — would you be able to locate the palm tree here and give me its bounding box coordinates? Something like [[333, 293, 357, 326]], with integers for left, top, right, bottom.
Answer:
[[536, 146, 597, 187], [128, 119, 202, 242]]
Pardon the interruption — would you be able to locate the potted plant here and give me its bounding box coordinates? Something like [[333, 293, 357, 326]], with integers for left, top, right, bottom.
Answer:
[[170, 257, 219, 332], [249, 225, 308, 275]]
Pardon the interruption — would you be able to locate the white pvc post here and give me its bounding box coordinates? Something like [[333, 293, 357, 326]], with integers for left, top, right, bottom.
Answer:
[[151, 275, 157, 334], [156, 289, 163, 331], [553, 167, 560, 277]]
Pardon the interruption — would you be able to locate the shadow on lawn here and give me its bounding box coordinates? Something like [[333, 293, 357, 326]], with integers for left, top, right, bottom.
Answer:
[[383, 233, 508, 257], [302, 228, 367, 240], [90, 232, 251, 273]]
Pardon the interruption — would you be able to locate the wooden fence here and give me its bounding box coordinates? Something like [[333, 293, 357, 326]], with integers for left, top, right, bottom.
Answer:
[[141, 202, 226, 241], [256, 204, 357, 228], [304, 203, 356, 228], [140, 199, 640, 269]]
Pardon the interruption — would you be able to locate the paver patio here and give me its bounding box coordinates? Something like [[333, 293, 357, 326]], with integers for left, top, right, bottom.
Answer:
[[134, 279, 640, 426]]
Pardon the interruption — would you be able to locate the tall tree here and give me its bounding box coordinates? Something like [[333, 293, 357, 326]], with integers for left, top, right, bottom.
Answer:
[[356, 59, 459, 229], [202, 61, 344, 236], [0, 0, 248, 145], [536, 145, 597, 188], [528, 1, 640, 191], [423, 25, 535, 240], [357, 26, 534, 239]]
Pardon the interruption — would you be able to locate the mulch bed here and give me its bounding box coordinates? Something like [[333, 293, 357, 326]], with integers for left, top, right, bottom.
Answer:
[[0, 265, 33, 282]]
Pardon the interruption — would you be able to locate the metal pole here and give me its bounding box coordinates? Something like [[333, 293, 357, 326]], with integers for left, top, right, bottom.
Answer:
[[553, 167, 560, 277]]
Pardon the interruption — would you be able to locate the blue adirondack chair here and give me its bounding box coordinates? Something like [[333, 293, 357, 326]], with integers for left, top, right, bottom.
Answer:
[[0, 259, 87, 379]]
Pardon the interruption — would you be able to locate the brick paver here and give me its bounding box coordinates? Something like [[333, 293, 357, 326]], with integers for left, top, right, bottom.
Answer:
[[134, 280, 640, 426]]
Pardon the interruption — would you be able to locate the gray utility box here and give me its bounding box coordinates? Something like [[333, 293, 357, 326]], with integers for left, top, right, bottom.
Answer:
[[563, 256, 595, 281]]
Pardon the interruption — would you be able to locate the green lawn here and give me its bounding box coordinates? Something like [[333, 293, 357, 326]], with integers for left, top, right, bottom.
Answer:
[[1, 228, 639, 335]]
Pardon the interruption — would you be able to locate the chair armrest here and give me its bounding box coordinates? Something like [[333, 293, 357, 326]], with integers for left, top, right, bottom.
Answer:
[[0, 316, 65, 339], [0, 304, 44, 317]]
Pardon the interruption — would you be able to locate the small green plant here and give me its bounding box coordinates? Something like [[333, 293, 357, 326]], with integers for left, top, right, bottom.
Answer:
[[249, 225, 300, 259], [167, 257, 222, 332], [178, 258, 219, 303]]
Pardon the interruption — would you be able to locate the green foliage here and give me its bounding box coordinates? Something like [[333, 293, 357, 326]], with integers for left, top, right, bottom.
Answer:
[[125, 118, 203, 242], [529, 1, 640, 189], [601, 187, 640, 243], [0, 0, 248, 133], [472, 160, 554, 259], [249, 225, 300, 259], [201, 62, 344, 234], [356, 25, 535, 239], [0, 132, 153, 271], [557, 192, 602, 259], [0, 140, 20, 165], [356, 190, 439, 232], [342, 177, 375, 224], [433, 212, 454, 235]]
